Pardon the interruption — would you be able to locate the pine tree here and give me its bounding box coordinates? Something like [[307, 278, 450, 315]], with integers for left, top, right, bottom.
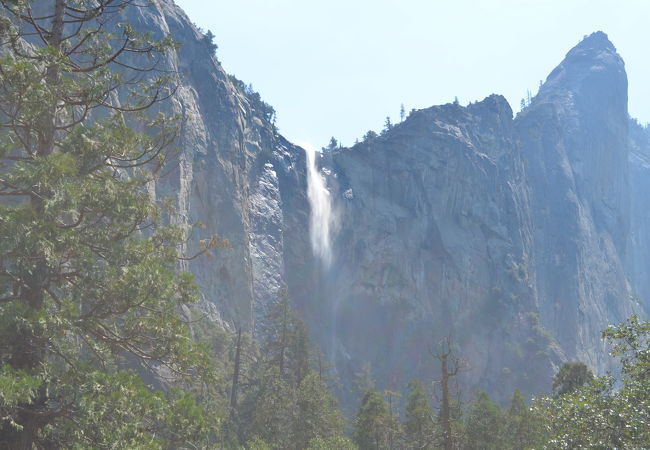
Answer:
[[504, 389, 543, 449], [241, 295, 348, 449], [404, 378, 436, 449], [382, 116, 393, 134], [323, 136, 338, 152], [464, 391, 505, 450], [363, 130, 378, 141], [354, 387, 391, 450], [552, 362, 594, 396], [0, 1, 219, 447], [383, 388, 402, 449], [258, 296, 312, 386], [294, 372, 346, 448]]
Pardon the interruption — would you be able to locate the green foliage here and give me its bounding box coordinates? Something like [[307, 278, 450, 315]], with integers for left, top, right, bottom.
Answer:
[[203, 29, 219, 56], [248, 367, 296, 449], [504, 389, 544, 449], [323, 136, 339, 152], [363, 130, 378, 141], [246, 436, 272, 450], [306, 434, 358, 449], [0, 1, 219, 447], [236, 297, 348, 449], [353, 387, 391, 450], [602, 314, 650, 380], [552, 361, 594, 396], [294, 372, 346, 448], [464, 391, 504, 450], [404, 379, 436, 449], [382, 117, 393, 134], [533, 316, 650, 448]]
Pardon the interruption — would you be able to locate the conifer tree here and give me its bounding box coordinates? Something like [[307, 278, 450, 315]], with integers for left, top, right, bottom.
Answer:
[[295, 372, 347, 448], [504, 389, 543, 449], [354, 387, 391, 450], [0, 1, 219, 447], [552, 361, 594, 396], [323, 136, 338, 152], [382, 116, 393, 134], [363, 130, 378, 141], [241, 295, 348, 449], [464, 391, 504, 450], [404, 378, 436, 449]]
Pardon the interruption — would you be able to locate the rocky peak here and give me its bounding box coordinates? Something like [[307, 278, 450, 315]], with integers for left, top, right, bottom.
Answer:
[[539, 31, 626, 110], [567, 30, 618, 58]]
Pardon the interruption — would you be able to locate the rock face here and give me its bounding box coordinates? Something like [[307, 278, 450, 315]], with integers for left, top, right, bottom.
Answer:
[[129, 3, 645, 404], [308, 31, 641, 401], [516, 32, 635, 371], [627, 119, 650, 314], [317, 96, 559, 401], [121, 1, 313, 332]]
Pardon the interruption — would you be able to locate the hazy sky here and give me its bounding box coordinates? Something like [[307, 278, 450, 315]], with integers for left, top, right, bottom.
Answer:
[[174, 0, 649, 150]]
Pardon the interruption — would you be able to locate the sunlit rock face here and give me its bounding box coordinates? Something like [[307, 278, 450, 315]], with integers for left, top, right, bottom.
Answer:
[[127, 3, 644, 404], [121, 1, 312, 331]]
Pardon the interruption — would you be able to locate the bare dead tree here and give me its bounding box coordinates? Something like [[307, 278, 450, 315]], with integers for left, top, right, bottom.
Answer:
[[431, 335, 468, 450]]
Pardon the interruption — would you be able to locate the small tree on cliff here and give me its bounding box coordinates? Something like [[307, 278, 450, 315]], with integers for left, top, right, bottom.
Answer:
[[323, 136, 339, 152], [0, 1, 220, 447]]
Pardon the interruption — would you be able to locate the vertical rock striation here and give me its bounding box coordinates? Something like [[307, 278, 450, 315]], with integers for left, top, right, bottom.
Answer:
[[627, 119, 650, 314], [122, 1, 312, 332], [515, 32, 636, 370]]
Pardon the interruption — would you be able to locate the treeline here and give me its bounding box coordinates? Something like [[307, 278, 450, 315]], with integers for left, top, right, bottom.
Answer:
[[345, 314, 650, 449], [204, 309, 650, 449], [214, 298, 353, 449]]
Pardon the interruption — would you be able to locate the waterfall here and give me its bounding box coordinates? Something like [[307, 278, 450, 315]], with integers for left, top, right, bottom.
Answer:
[[305, 147, 335, 268], [305, 146, 343, 368]]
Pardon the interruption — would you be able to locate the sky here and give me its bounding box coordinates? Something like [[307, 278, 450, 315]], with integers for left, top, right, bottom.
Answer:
[[174, 0, 650, 150]]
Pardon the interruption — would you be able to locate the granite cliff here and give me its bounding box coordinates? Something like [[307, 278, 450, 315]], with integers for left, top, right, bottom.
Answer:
[[131, 2, 647, 402]]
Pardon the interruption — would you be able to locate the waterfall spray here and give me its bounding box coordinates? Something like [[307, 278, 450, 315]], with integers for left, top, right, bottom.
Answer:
[[305, 146, 341, 365], [305, 147, 335, 267]]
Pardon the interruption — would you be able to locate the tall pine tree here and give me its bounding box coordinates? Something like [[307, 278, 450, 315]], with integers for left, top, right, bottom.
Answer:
[[0, 1, 218, 447], [404, 378, 436, 449]]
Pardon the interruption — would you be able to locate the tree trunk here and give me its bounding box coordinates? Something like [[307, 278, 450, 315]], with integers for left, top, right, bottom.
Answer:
[[7, 1, 66, 448], [229, 327, 243, 420]]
